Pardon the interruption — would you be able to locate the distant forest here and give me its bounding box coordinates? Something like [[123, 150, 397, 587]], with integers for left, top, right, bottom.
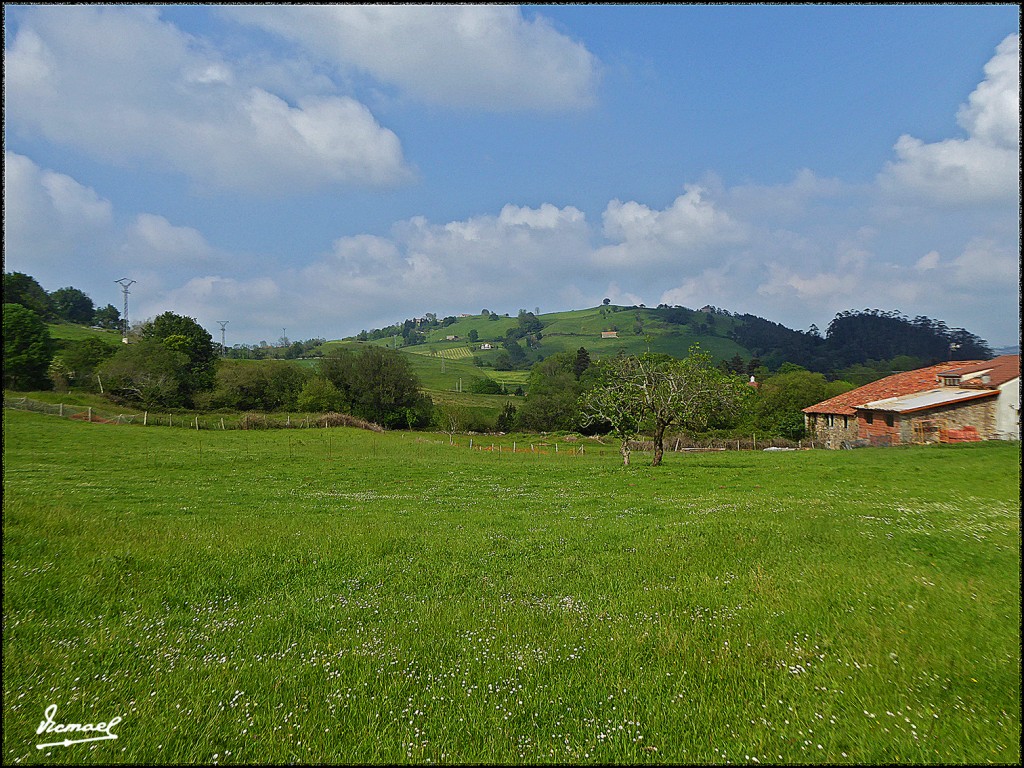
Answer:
[[719, 308, 992, 372]]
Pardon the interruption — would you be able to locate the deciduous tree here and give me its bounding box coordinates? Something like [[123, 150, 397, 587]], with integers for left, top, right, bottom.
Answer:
[[581, 347, 751, 466], [93, 304, 121, 330], [434, 400, 469, 443], [97, 338, 190, 408], [52, 337, 118, 391], [517, 350, 584, 432], [296, 375, 343, 413], [138, 312, 217, 395], [3, 303, 55, 390], [3, 272, 53, 319], [579, 354, 645, 466], [49, 287, 95, 324], [320, 346, 432, 429]]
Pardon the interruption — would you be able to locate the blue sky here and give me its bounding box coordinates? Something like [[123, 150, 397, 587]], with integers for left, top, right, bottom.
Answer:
[[4, 4, 1019, 348]]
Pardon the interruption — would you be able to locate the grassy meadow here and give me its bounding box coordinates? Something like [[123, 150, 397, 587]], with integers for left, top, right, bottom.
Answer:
[[2, 409, 1020, 764]]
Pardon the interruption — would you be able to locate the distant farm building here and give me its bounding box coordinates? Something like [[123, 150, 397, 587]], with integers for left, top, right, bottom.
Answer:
[[803, 356, 1020, 448], [601, 331, 618, 339], [480, 343, 493, 350]]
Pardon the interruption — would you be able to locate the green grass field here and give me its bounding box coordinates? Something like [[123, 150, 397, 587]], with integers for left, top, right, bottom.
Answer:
[[3, 409, 1019, 764], [47, 322, 124, 346]]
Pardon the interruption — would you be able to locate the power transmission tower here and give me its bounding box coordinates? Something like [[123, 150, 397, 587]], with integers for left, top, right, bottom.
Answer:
[[217, 321, 229, 357], [115, 278, 135, 343]]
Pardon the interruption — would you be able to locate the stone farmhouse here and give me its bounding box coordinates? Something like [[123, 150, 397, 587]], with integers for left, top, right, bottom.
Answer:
[[803, 355, 1020, 448]]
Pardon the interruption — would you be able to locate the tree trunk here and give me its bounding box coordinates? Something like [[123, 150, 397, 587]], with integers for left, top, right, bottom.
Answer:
[[652, 423, 667, 466], [620, 439, 631, 466]]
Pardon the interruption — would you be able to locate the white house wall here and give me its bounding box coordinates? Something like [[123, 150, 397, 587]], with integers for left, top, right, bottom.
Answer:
[[996, 377, 1020, 440]]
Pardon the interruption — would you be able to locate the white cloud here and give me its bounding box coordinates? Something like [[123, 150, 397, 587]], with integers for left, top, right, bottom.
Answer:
[[286, 204, 594, 331], [154, 276, 282, 330], [4, 6, 411, 193], [658, 269, 732, 309], [915, 250, 941, 271], [878, 33, 1020, 206], [3, 152, 114, 286], [602, 282, 646, 307], [757, 264, 853, 304], [2, 152, 238, 318], [951, 238, 1018, 287], [122, 214, 216, 267], [956, 34, 1020, 150], [228, 5, 599, 111], [595, 186, 747, 268], [498, 202, 585, 229], [727, 168, 847, 223]]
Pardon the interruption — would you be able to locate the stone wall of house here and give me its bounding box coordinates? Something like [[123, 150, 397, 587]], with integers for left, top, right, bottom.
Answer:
[[857, 398, 997, 446], [804, 412, 859, 449], [855, 397, 998, 446], [903, 398, 997, 443]]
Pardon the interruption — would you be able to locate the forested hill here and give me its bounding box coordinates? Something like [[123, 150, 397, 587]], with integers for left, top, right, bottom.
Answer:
[[726, 308, 993, 371]]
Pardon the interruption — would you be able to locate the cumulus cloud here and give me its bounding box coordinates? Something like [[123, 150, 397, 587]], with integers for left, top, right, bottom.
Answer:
[[152, 276, 283, 333], [227, 5, 599, 111], [594, 186, 747, 268], [951, 238, 1018, 287], [915, 250, 941, 271], [290, 204, 593, 331], [878, 33, 1019, 206], [4, 6, 411, 193], [2, 152, 235, 316], [121, 214, 216, 267], [3, 152, 114, 286], [757, 264, 854, 305]]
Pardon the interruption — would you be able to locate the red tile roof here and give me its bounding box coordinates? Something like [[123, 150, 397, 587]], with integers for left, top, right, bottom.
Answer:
[[802, 361, 985, 416], [945, 354, 1020, 388]]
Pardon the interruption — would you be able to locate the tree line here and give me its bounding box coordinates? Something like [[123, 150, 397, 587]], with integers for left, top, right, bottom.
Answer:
[[726, 308, 991, 372], [5, 272, 121, 329]]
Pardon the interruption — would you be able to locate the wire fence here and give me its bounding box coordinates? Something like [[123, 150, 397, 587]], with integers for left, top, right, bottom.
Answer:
[[2, 396, 382, 432], [6, 395, 825, 454]]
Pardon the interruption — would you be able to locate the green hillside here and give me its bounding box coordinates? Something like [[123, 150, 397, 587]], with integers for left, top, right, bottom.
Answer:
[[538, 306, 747, 359], [333, 305, 753, 394], [423, 313, 518, 342], [318, 337, 528, 394], [47, 322, 124, 346]]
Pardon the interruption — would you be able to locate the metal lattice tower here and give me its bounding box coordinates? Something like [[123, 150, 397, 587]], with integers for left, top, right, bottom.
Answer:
[[217, 321, 229, 357], [115, 278, 135, 343]]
